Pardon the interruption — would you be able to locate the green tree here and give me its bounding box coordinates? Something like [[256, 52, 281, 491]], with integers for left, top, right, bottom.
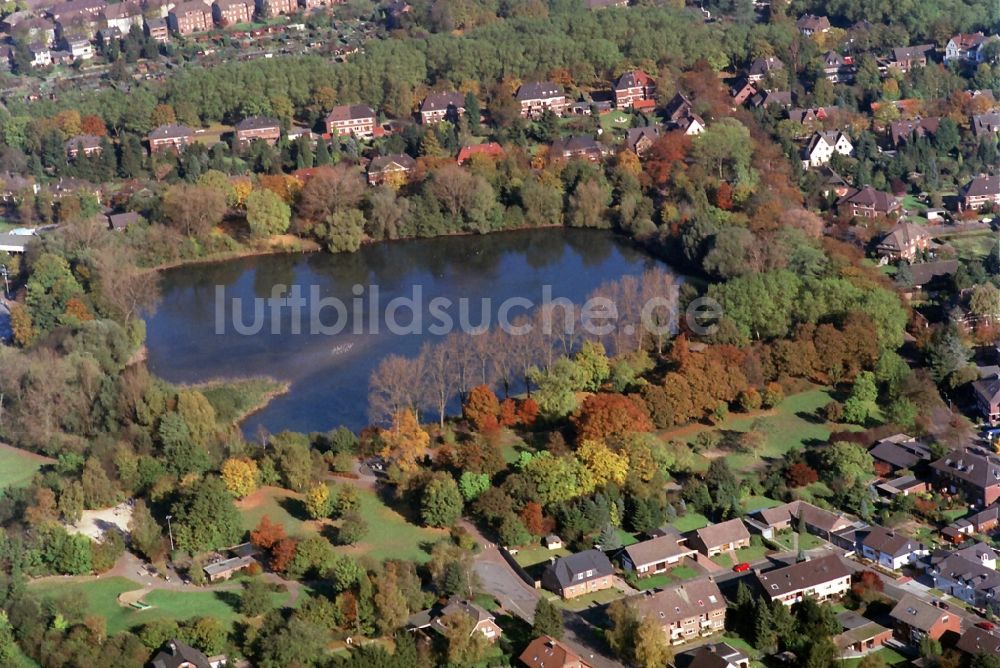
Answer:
[[129, 499, 164, 561], [246, 188, 292, 237], [532, 597, 563, 639], [170, 477, 243, 553], [458, 471, 490, 501], [843, 371, 878, 425], [239, 578, 273, 617], [420, 473, 463, 527]]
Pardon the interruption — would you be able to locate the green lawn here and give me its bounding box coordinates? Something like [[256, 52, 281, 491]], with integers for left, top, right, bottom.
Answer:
[[838, 647, 908, 667], [599, 110, 633, 135], [712, 544, 770, 568], [29, 576, 285, 635], [513, 544, 571, 569], [614, 529, 639, 547], [555, 587, 624, 611], [0, 445, 50, 490], [770, 531, 824, 552], [743, 495, 782, 512], [238, 487, 308, 537], [633, 564, 700, 590], [667, 512, 711, 533], [338, 487, 448, 563]]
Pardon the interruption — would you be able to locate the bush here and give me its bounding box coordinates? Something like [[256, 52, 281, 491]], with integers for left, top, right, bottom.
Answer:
[[823, 401, 844, 422]]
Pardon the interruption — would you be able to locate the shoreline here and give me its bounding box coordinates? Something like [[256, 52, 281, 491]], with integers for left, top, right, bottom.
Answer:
[[174, 376, 292, 429]]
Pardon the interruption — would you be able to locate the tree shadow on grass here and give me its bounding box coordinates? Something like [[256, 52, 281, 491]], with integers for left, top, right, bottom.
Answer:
[[214, 589, 243, 609], [795, 410, 827, 425], [277, 496, 311, 522]]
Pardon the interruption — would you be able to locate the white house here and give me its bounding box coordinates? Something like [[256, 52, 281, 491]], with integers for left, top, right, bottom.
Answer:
[[857, 526, 928, 571], [801, 131, 853, 169], [755, 555, 852, 607]]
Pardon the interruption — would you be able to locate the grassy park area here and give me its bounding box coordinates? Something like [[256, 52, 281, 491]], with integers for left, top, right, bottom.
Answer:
[[0, 444, 52, 490]]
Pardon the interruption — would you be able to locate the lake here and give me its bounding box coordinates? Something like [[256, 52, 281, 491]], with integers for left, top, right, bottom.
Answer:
[[145, 229, 667, 436]]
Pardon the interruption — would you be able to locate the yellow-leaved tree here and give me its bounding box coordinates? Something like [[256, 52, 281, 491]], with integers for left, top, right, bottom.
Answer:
[[221, 457, 259, 499]]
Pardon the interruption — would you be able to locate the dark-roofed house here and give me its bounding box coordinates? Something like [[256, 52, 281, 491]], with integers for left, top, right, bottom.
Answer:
[[108, 211, 140, 231], [933, 448, 1000, 506], [889, 593, 961, 645], [64, 134, 103, 158], [944, 507, 1000, 543], [748, 90, 793, 110], [928, 548, 1000, 611], [419, 599, 502, 642], [613, 70, 656, 109], [796, 14, 830, 35], [973, 112, 1000, 138], [550, 135, 603, 162], [889, 45, 935, 72], [730, 77, 757, 106], [907, 259, 959, 290], [541, 549, 614, 600], [519, 635, 591, 668], [621, 532, 697, 577], [625, 126, 660, 156], [419, 91, 466, 125], [235, 116, 281, 147], [516, 81, 566, 119], [801, 130, 852, 168], [745, 499, 854, 541], [957, 627, 1000, 660], [367, 153, 416, 186], [150, 638, 226, 668], [688, 519, 750, 557], [889, 117, 940, 146], [838, 186, 900, 219], [960, 175, 1000, 211], [674, 642, 750, 668], [820, 51, 855, 83], [146, 17, 169, 42], [147, 124, 194, 153], [325, 104, 376, 138], [833, 610, 892, 657], [756, 555, 852, 606], [875, 221, 930, 262], [203, 554, 255, 581], [856, 526, 927, 570], [869, 434, 930, 472], [747, 56, 784, 83], [945, 32, 985, 62], [50, 0, 107, 20], [628, 578, 726, 644], [975, 378, 1000, 426], [788, 106, 834, 125]]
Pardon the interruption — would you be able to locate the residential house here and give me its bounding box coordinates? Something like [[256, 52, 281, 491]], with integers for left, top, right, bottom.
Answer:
[[543, 534, 563, 550], [960, 175, 1000, 211], [17, 18, 56, 45], [107, 212, 140, 231], [889, 593, 961, 645], [621, 531, 697, 577], [837, 186, 900, 219], [49, 0, 107, 21], [729, 77, 757, 106], [549, 135, 603, 162], [833, 611, 892, 657], [628, 578, 727, 644], [541, 549, 614, 600], [625, 126, 660, 156], [677, 114, 705, 135], [519, 636, 591, 668], [29, 44, 51, 66], [234, 116, 281, 147], [856, 526, 927, 570], [151, 638, 226, 668], [875, 221, 930, 262], [419, 91, 465, 125], [147, 124, 194, 153], [888, 45, 935, 72], [796, 14, 830, 36], [820, 51, 855, 83], [788, 106, 834, 126], [945, 32, 986, 62], [747, 56, 784, 84], [325, 104, 376, 137], [366, 153, 416, 186], [613, 70, 656, 110], [945, 505, 1000, 543], [928, 548, 1000, 611], [876, 476, 930, 498], [168, 1, 213, 35], [664, 93, 694, 124], [801, 130, 852, 168], [869, 434, 931, 473], [749, 89, 793, 110], [413, 599, 502, 642], [146, 17, 169, 42], [932, 447, 1000, 505], [65, 37, 92, 60], [258, 0, 298, 16], [49, 49, 74, 65], [102, 0, 142, 31], [972, 112, 1000, 138], [957, 627, 1000, 660], [456, 142, 504, 165], [952, 541, 999, 569], [203, 554, 255, 582], [889, 117, 940, 146], [674, 642, 750, 668], [746, 499, 854, 541], [816, 165, 851, 198], [756, 555, 852, 607], [64, 134, 103, 158], [516, 81, 566, 119], [213, 0, 253, 26], [688, 519, 751, 557]]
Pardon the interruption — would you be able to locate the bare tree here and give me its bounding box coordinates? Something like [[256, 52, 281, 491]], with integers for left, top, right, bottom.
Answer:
[[93, 245, 161, 322], [418, 340, 458, 428], [296, 165, 366, 228], [162, 184, 226, 238], [368, 353, 423, 425]]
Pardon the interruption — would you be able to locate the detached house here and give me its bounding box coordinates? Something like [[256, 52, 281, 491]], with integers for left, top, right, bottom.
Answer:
[[755, 555, 852, 607], [147, 124, 194, 153], [234, 116, 282, 147], [801, 130, 852, 168], [889, 593, 961, 646], [796, 14, 830, 36], [325, 104, 376, 137], [613, 70, 656, 110], [960, 175, 1000, 211], [549, 135, 603, 162], [945, 32, 986, 62], [367, 153, 416, 186], [957, 627, 1000, 661], [519, 636, 591, 668], [542, 549, 614, 600], [944, 507, 1000, 543], [889, 117, 940, 147], [168, 1, 213, 35], [746, 499, 854, 541], [820, 51, 855, 83], [688, 519, 750, 557], [837, 185, 899, 219], [625, 126, 660, 156], [856, 526, 927, 570], [418, 599, 502, 643], [973, 112, 1000, 138], [150, 638, 225, 668], [747, 56, 784, 84], [675, 643, 750, 668], [419, 91, 466, 125], [102, 0, 143, 32], [516, 81, 566, 119], [64, 134, 103, 158], [928, 548, 1000, 611], [621, 531, 697, 577], [729, 77, 757, 106], [931, 448, 1000, 506], [889, 45, 935, 72], [875, 221, 930, 262], [628, 578, 726, 644]]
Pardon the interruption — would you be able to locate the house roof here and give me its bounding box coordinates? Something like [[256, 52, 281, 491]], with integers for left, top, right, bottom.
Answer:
[[889, 117, 940, 146], [928, 549, 1000, 596], [516, 81, 564, 101], [456, 142, 504, 164], [326, 104, 376, 122], [150, 639, 211, 668], [519, 635, 589, 668], [796, 14, 830, 31], [949, 32, 986, 50], [858, 526, 924, 558], [957, 627, 1000, 657], [429, 599, 495, 635], [544, 549, 613, 588], [692, 518, 750, 549], [675, 642, 750, 668], [932, 448, 1000, 489], [753, 500, 853, 534], [877, 221, 928, 251], [64, 134, 103, 150], [952, 541, 998, 565], [368, 153, 416, 173], [748, 56, 784, 76], [170, 0, 211, 16], [103, 0, 141, 19], [907, 260, 959, 287], [148, 124, 194, 140], [622, 534, 695, 570], [788, 106, 834, 123], [108, 212, 140, 230], [614, 69, 655, 91], [869, 436, 930, 469], [202, 555, 254, 576], [235, 116, 281, 132], [551, 135, 601, 156], [838, 186, 898, 213], [755, 554, 851, 598], [628, 577, 725, 624], [420, 91, 465, 113], [625, 126, 660, 152], [973, 113, 1000, 134], [889, 594, 947, 632], [891, 44, 935, 61], [962, 175, 1000, 199]]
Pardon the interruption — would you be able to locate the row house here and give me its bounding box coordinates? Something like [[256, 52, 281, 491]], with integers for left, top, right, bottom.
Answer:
[[541, 550, 614, 600], [801, 130, 852, 168], [64, 134, 103, 158], [629, 578, 726, 645], [620, 530, 697, 578], [688, 519, 750, 557], [257, 0, 299, 16], [147, 124, 195, 153], [419, 91, 465, 125], [836, 185, 899, 219], [888, 44, 935, 72], [516, 81, 566, 119], [944, 506, 1000, 543], [928, 548, 1000, 612], [234, 116, 281, 147], [214, 0, 253, 25], [102, 0, 143, 32], [325, 104, 376, 137], [945, 32, 986, 62], [366, 153, 415, 186], [856, 526, 927, 571], [931, 447, 1000, 506], [889, 593, 961, 646], [549, 135, 603, 162], [875, 221, 930, 263], [755, 555, 852, 607], [961, 175, 1000, 211], [613, 69, 656, 110], [49, 0, 107, 21], [168, 1, 213, 35]]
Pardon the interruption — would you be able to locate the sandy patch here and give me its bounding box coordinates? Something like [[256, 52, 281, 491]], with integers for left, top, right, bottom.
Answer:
[[66, 501, 133, 540]]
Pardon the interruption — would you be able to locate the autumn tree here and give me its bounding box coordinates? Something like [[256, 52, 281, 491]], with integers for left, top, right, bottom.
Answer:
[[162, 184, 226, 237], [379, 409, 430, 474], [246, 188, 291, 237], [572, 393, 653, 442], [464, 384, 501, 431], [577, 439, 630, 487], [221, 457, 259, 499], [250, 515, 287, 550], [304, 483, 334, 520]]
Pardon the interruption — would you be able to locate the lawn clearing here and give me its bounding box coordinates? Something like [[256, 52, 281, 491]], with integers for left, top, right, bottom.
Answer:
[[743, 495, 782, 512], [513, 544, 571, 569], [667, 512, 710, 533], [0, 444, 52, 490], [337, 487, 448, 563], [770, 531, 824, 552], [712, 544, 770, 568], [238, 486, 308, 537], [633, 564, 700, 590], [555, 587, 624, 611], [838, 646, 908, 667]]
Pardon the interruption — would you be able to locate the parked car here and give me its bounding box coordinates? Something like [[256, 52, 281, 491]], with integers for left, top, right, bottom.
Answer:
[[733, 562, 751, 573], [977, 621, 995, 631]]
